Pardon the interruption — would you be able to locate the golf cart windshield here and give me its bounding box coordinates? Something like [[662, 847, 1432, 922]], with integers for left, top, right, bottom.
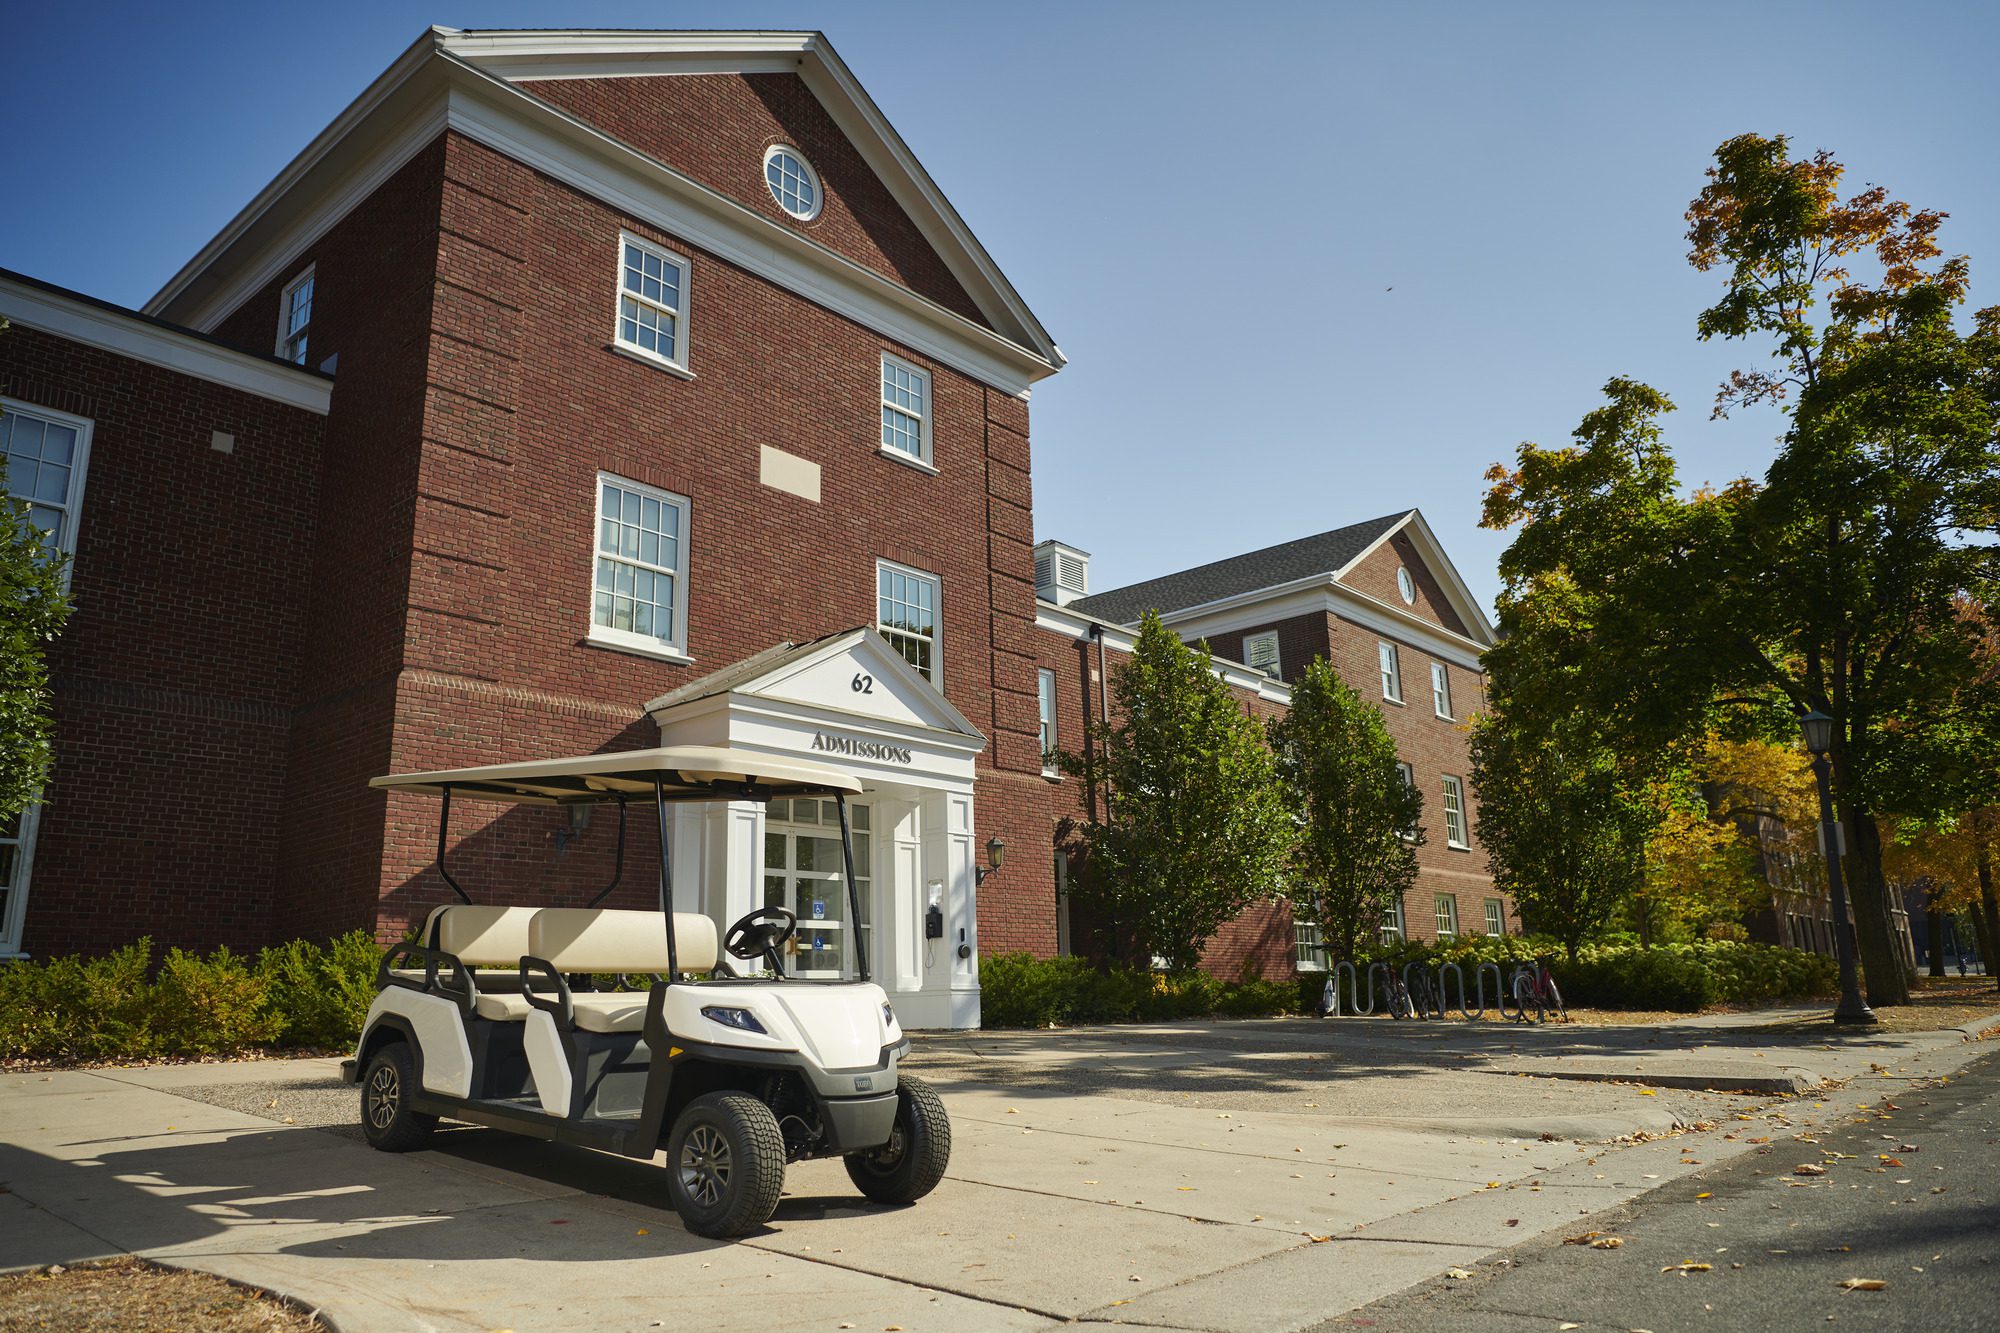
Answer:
[[372, 745, 870, 982]]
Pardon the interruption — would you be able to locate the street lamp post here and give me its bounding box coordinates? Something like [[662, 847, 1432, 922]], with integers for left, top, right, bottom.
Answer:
[[1800, 710, 1876, 1026]]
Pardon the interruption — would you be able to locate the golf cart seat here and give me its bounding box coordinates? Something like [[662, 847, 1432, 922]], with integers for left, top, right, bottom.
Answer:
[[385, 905, 539, 1014], [527, 907, 720, 1033]]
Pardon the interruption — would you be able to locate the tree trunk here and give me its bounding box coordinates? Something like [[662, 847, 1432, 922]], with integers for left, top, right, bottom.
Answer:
[[1925, 886, 1947, 978], [1838, 793, 1912, 1006], [1976, 815, 2000, 992]]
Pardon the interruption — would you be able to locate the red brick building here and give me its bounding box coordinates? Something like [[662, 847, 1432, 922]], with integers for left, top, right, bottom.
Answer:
[[1, 28, 1502, 1023]]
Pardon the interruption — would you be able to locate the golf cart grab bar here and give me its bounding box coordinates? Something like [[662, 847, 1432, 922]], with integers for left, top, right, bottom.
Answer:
[[377, 942, 479, 1017], [519, 954, 575, 1029]]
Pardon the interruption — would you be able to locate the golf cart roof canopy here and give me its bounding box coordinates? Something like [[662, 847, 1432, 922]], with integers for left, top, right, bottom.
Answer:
[[371, 744, 865, 806]]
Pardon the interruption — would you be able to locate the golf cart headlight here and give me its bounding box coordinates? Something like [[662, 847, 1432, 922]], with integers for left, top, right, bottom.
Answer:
[[701, 1005, 767, 1034], [882, 1002, 899, 1030]]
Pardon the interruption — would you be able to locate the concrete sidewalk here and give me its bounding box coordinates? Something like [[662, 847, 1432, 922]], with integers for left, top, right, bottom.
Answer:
[[1, 1010, 1993, 1332]]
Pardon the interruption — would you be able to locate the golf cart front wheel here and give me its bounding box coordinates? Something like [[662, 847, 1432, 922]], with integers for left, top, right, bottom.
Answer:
[[360, 1041, 438, 1152], [845, 1075, 951, 1204], [665, 1092, 787, 1238]]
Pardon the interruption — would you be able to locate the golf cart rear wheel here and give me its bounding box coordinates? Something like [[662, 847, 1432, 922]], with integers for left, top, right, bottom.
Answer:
[[665, 1092, 786, 1238], [360, 1041, 438, 1152], [845, 1075, 951, 1204]]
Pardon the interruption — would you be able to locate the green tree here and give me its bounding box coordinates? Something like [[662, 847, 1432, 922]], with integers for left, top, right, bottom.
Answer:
[[0, 428, 73, 824], [1060, 613, 1294, 973], [1479, 135, 2000, 1005], [1268, 658, 1423, 968]]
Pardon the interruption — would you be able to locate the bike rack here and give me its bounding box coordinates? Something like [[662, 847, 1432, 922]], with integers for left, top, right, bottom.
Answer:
[[1436, 962, 1476, 1019], [1476, 961, 1522, 1021], [1328, 960, 1375, 1016]]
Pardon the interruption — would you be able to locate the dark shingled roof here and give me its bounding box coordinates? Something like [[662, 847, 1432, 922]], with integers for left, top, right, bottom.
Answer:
[[1068, 511, 1413, 625]]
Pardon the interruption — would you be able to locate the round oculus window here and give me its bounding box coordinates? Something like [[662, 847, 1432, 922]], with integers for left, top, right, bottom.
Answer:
[[1396, 566, 1416, 604], [763, 145, 821, 221]]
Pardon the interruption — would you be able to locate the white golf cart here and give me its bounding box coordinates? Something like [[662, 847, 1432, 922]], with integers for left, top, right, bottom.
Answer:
[[339, 744, 949, 1238]]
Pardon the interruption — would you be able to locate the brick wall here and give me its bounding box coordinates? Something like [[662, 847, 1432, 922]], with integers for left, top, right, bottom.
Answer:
[[518, 73, 989, 328], [0, 325, 325, 955]]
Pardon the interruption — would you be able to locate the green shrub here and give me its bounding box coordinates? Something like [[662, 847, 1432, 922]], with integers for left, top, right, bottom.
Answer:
[[979, 952, 1303, 1027], [152, 945, 282, 1057], [256, 932, 380, 1048], [0, 939, 159, 1062]]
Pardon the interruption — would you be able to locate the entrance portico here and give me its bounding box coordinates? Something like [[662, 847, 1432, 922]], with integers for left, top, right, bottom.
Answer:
[[645, 629, 987, 1029]]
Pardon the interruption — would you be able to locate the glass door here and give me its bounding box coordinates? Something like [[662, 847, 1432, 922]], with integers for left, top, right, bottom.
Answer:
[[762, 798, 870, 978]]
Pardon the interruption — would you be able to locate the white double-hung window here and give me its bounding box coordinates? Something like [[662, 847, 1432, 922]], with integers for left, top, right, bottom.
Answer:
[[615, 233, 691, 372], [1037, 668, 1059, 775], [277, 267, 313, 365], [1441, 774, 1469, 849], [1243, 631, 1281, 678], [1378, 641, 1402, 703], [1, 399, 94, 955], [1431, 662, 1453, 718], [590, 474, 690, 658], [880, 354, 932, 467], [1434, 893, 1459, 938], [1294, 919, 1326, 972], [877, 560, 939, 683]]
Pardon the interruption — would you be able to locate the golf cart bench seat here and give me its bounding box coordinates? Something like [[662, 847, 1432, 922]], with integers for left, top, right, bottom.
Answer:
[[526, 908, 720, 1034]]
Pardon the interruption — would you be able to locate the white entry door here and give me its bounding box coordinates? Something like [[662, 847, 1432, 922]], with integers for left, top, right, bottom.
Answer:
[[762, 798, 871, 978]]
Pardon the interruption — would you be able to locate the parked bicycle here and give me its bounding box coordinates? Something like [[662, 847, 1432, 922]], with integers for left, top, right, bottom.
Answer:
[[1509, 955, 1568, 1023]]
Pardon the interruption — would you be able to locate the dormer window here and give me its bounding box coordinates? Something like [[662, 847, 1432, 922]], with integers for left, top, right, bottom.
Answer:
[[764, 145, 822, 221]]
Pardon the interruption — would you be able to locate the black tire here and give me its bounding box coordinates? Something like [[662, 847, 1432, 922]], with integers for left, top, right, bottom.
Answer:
[[1545, 977, 1568, 1023], [1511, 971, 1539, 1021], [665, 1092, 787, 1239], [360, 1041, 438, 1152], [845, 1074, 951, 1205]]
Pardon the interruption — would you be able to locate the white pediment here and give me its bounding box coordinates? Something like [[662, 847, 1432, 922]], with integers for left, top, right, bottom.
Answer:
[[751, 630, 982, 739]]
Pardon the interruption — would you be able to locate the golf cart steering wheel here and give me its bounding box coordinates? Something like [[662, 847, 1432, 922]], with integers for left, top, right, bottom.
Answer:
[[725, 907, 797, 962]]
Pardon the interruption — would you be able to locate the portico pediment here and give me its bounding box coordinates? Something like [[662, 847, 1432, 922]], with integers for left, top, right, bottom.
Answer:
[[644, 628, 985, 788]]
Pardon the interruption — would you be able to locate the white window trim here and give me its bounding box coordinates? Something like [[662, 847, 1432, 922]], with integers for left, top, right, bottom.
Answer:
[[1484, 898, 1506, 936], [1395, 760, 1418, 842], [879, 352, 934, 468], [275, 265, 313, 365], [762, 144, 824, 222], [2, 397, 95, 595], [612, 231, 693, 376], [1441, 774, 1470, 849], [1431, 662, 1453, 720], [876, 558, 941, 686], [1434, 892, 1459, 939], [1243, 631, 1281, 679], [1380, 899, 1405, 945], [1396, 565, 1416, 604], [0, 397, 94, 957], [1294, 919, 1327, 973], [1037, 667, 1059, 778], [587, 471, 692, 662], [1379, 641, 1403, 704]]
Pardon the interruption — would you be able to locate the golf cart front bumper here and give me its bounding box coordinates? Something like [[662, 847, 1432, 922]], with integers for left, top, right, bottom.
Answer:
[[339, 1058, 358, 1084], [820, 1091, 900, 1152]]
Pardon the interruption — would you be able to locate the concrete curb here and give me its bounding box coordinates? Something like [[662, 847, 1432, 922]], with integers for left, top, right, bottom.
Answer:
[[1949, 1008, 2000, 1041], [1491, 1059, 1820, 1096]]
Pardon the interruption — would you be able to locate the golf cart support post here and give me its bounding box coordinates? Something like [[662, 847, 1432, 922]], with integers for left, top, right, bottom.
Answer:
[[401, 747, 868, 983]]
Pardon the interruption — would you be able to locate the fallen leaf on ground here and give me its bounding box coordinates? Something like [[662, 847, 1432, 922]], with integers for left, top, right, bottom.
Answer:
[[1444, 1267, 1472, 1279], [1661, 1261, 1713, 1273], [1589, 1237, 1624, 1249], [1839, 1278, 1887, 1291], [1793, 1164, 1828, 1176], [1696, 1192, 1712, 1199]]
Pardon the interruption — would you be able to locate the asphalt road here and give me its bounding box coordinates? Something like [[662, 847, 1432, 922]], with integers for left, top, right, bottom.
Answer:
[[1320, 1046, 2000, 1332]]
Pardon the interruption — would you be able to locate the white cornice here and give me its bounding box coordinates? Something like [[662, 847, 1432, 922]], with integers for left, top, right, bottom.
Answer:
[[146, 29, 1061, 397], [0, 274, 331, 414], [1149, 579, 1489, 673], [1035, 602, 1294, 704]]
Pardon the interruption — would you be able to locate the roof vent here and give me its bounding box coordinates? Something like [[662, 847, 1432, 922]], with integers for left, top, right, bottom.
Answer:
[[1033, 540, 1090, 606]]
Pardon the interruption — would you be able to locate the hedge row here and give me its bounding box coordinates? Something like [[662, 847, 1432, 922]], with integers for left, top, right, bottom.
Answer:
[[980, 953, 1319, 1028], [980, 936, 1839, 1026], [0, 933, 380, 1062]]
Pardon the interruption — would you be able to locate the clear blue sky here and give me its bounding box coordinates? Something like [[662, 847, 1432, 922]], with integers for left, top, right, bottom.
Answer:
[[7, 1, 1997, 617]]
